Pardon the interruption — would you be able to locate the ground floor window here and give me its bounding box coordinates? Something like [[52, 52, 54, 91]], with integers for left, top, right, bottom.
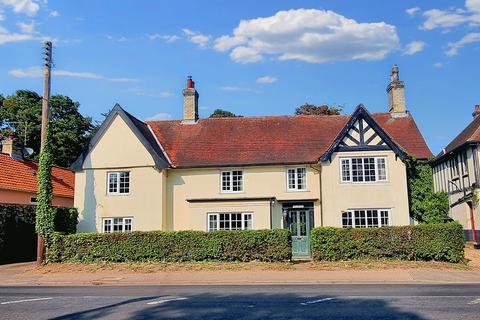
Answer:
[[103, 217, 133, 233], [342, 209, 390, 228], [207, 212, 253, 231]]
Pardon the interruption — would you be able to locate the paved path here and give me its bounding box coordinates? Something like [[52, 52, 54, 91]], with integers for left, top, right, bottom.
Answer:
[[2, 262, 480, 286], [1, 284, 480, 319]]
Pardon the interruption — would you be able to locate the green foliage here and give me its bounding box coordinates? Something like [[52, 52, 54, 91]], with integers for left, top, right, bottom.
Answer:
[[405, 157, 450, 223], [53, 207, 78, 234], [209, 109, 242, 118], [47, 229, 292, 263], [35, 126, 55, 243], [311, 223, 465, 263], [295, 103, 342, 115], [0, 90, 94, 167]]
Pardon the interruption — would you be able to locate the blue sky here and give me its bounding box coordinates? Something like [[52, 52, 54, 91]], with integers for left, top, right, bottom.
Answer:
[[1, 0, 480, 154]]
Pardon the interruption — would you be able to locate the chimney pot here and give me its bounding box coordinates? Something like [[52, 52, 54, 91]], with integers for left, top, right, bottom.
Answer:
[[187, 76, 194, 89], [472, 104, 480, 118]]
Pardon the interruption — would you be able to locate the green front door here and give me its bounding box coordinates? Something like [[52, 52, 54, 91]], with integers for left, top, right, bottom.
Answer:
[[289, 210, 312, 258]]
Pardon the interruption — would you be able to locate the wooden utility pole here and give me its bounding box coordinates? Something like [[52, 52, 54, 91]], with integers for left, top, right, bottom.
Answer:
[[36, 40, 52, 265]]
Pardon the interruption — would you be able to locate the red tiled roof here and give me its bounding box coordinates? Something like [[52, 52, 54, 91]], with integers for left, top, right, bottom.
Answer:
[[442, 115, 480, 155], [147, 112, 432, 168], [0, 153, 74, 198]]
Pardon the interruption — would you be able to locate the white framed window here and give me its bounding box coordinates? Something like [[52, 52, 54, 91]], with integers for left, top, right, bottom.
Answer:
[[287, 167, 307, 191], [103, 217, 133, 233], [342, 209, 390, 228], [207, 212, 253, 231], [107, 171, 130, 195], [220, 170, 243, 193], [340, 157, 388, 183]]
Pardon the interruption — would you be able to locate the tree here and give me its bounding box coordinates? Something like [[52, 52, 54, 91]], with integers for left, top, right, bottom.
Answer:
[[405, 157, 450, 223], [209, 109, 242, 118], [295, 103, 342, 116], [0, 90, 94, 167]]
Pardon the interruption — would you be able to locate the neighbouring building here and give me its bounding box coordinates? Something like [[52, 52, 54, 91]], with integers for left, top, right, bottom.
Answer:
[[432, 105, 480, 242], [0, 137, 74, 206], [71, 66, 432, 258]]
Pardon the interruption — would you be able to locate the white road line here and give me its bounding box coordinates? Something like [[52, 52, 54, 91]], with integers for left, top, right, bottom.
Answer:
[[147, 297, 188, 305], [300, 297, 335, 306], [467, 298, 480, 305], [1, 297, 53, 305]]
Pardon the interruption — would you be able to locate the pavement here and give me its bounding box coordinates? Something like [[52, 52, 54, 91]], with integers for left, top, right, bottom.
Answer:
[[1, 261, 480, 286], [1, 284, 480, 319]]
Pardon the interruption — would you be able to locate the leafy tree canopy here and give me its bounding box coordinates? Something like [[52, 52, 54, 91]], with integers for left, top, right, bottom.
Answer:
[[0, 90, 94, 167], [209, 109, 242, 118], [295, 103, 342, 116], [405, 157, 450, 223]]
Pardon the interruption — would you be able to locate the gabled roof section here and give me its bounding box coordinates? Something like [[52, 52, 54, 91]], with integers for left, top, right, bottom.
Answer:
[[147, 106, 432, 168], [438, 115, 480, 157], [70, 104, 169, 171], [0, 153, 74, 198], [320, 104, 408, 161]]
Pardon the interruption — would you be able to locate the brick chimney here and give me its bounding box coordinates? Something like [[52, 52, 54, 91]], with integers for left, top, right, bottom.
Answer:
[[182, 76, 199, 124], [387, 65, 407, 115], [473, 105, 480, 118], [0, 135, 23, 160]]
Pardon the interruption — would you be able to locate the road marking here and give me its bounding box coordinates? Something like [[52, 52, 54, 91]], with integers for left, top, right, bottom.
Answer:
[[147, 297, 188, 305], [467, 298, 480, 305], [300, 297, 335, 306], [1, 297, 53, 305]]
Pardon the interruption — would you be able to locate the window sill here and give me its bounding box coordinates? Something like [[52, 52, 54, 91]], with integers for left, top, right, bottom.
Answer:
[[106, 193, 131, 196], [286, 189, 310, 193]]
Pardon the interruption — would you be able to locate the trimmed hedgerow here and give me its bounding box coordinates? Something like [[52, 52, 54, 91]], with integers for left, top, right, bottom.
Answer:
[[47, 229, 292, 263], [311, 222, 465, 263]]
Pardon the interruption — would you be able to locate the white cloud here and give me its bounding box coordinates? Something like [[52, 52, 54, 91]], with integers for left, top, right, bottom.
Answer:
[[213, 9, 399, 64], [421, 1, 480, 30], [433, 62, 443, 68], [445, 32, 480, 56], [406, 7, 420, 17], [128, 88, 172, 97], [49, 10, 59, 17], [145, 113, 172, 121], [106, 35, 128, 42], [220, 86, 248, 91], [403, 40, 426, 55], [256, 75, 277, 84], [16, 20, 36, 33], [0, 26, 37, 44], [9, 66, 139, 82], [1, 0, 40, 16], [182, 28, 210, 48], [148, 34, 180, 42]]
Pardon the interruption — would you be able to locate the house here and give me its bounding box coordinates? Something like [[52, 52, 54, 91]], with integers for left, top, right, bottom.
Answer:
[[71, 66, 431, 258], [0, 137, 74, 206], [432, 105, 480, 243]]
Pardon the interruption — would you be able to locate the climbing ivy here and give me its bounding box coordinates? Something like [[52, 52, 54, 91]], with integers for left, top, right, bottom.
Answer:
[[405, 157, 449, 223], [35, 124, 56, 243]]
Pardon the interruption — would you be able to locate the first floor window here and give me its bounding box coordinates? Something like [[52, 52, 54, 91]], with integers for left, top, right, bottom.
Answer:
[[341, 209, 390, 228], [221, 170, 243, 192], [340, 157, 388, 183], [103, 217, 133, 233], [207, 212, 252, 231], [108, 171, 130, 195], [287, 167, 307, 191]]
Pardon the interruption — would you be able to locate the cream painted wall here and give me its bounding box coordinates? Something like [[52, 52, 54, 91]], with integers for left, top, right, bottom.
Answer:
[[0, 189, 73, 207], [321, 150, 410, 227], [75, 115, 165, 232], [165, 166, 322, 231]]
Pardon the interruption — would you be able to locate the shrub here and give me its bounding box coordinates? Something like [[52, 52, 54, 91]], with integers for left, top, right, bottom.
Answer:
[[311, 222, 465, 263], [54, 207, 78, 234], [47, 229, 291, 263]]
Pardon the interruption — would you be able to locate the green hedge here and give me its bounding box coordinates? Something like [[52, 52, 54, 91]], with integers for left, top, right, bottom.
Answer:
[[47, 229, 292, 263], [311, 222, 465, 263]]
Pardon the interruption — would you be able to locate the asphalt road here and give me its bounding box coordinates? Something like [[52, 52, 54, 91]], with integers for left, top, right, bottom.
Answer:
[[0, 284, 479, 319]]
